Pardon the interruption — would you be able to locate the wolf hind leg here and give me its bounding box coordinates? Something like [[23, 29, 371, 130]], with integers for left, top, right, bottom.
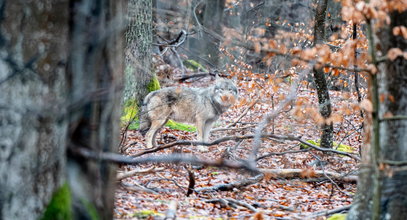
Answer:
[[145, 116, 169, 149], [138, 107, 151, 137]]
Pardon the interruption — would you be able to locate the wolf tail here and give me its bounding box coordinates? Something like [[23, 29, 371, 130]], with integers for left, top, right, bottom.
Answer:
[[138, 103, 151, 137]]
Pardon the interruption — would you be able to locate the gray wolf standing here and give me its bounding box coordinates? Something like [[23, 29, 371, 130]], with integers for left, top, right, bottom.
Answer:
[[139, 77, 238, 150]]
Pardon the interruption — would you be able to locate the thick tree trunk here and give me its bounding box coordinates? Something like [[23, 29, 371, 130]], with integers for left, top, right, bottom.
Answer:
[[124, 0, 153, 107], [188, 0, 225, 68], [67, 0, 125, 219], [313, 0, 333, 148], [201, 0, 225, 68], [347, 9, 407, 220], [0, 1, 69, 219]]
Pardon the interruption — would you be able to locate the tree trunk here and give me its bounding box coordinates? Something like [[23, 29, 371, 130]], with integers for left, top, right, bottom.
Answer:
[[347, 9, 407, 220], [313, 0, 333, 148], [67, 0, 125, 219], [201, 0, 225, 68], [0, 0, 125, 219], [0, 1, 69, 219], [124, 0, 153, 107]]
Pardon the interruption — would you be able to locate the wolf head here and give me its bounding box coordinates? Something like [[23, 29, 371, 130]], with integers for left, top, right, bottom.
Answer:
[[212, 77, 238, 107]]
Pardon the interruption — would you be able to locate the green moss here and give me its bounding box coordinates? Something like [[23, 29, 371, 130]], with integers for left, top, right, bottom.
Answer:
[[334, 142, 354, 153], [121, 99, 139, 124], [166, 120, 196, 132], [299, 139, 320, 149], [132, 210, 164, 219], [41, 183, 72, 220], [327, 213, 347, 220], [80, 199, 100, 220], [147, 74, 160, 92], [299, 139, 354, 153], [122, 75, 160, 126], [183, 59, 208, 72]]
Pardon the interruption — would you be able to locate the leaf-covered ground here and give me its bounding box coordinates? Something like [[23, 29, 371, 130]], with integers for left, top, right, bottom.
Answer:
[[114, 76, 363, 219]]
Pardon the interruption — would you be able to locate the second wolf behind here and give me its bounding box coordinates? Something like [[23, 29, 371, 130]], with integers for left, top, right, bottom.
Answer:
[[139, 77, 238, 150]]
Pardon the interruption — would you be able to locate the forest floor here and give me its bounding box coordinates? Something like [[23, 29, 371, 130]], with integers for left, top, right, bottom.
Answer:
[[113, 76, 363, 219]]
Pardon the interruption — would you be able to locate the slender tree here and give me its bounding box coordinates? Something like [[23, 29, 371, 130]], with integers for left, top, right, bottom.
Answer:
[[313, 0, 333, 148]]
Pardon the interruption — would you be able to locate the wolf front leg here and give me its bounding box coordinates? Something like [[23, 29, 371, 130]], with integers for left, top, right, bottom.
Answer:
[[202, 121, 214, 142], [196, 120, 208, 152], [196, 120, 214, 152]]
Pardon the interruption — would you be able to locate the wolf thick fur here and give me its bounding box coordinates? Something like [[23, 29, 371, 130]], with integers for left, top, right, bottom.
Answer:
[[139, 77, 238, 149]]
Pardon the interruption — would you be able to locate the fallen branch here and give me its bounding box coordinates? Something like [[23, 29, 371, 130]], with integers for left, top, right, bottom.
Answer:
[[206, 198, 258, 212], [196, 174, 263, 193], [116, 167, 165, 181], [211, 124, 256, 132], [134, 133, 360, 161], [259, 168, 358, 183], [302, 205, 351, 219], [120, 182, 159, 194], [256, 149, 311, 161], [70, 147, 259, 173]]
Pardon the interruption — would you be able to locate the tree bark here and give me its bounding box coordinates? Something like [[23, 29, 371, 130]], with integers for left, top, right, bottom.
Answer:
[[124, 0, 153, 107], [0, 1, 69, 219], [313, 0, 333, 148], [201, 0, 225, 68], [347, 9, 407, 220]]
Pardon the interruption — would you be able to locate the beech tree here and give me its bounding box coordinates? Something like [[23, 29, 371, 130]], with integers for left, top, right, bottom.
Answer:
[[123, 0, 154, 109]]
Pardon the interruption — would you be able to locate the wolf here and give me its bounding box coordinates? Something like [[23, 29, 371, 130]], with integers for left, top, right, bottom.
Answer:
[[139, 76, 238, 150]]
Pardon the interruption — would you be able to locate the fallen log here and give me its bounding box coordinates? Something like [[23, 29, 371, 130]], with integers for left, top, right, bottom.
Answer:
[[260, 168, 357, 183]]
